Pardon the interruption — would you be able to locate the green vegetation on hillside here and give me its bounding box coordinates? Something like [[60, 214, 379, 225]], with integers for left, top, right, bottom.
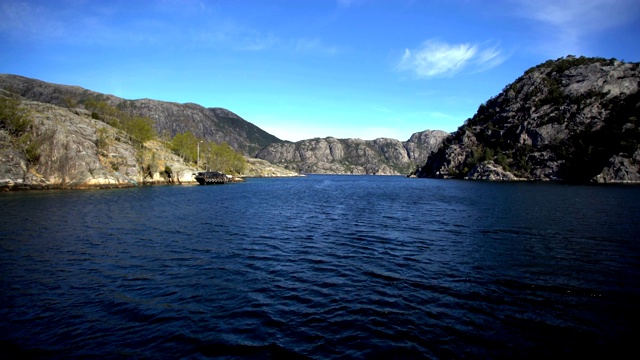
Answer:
[[170, 131, 199, 163], [0, 93, 32, 136], [526, 55, 617, 75], [0, 92, 42, 167], [170, 131, 246, 174], [203, 141, 246, 174], [83, 98, 156, 144], [81, 99, 248, 175]]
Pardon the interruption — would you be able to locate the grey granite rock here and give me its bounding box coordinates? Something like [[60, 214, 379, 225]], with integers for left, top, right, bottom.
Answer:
[[417, 56, 640, 182]]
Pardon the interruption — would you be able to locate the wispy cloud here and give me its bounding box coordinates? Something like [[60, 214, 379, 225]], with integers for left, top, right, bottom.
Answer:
[[397, 39, 504, 78], [1, 1, 65, 40], [515, 0, 638, 31], [0, 1, 179, 45], [512, 0, 640, 55], [0, 0, 340, 57]]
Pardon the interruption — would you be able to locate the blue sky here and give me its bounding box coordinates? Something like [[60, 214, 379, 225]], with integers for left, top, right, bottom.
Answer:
[[2, 0, 639, 141]]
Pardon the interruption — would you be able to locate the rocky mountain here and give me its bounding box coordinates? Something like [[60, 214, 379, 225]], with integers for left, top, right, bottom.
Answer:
[[256, 130, 448, 175], [416, 56, 640, 183], [1, 99, 191, 189], [0, 97, 297, 190], [1, 74, 453, 178], [0, 74, 279, 156], [10, 55, 635, 187]]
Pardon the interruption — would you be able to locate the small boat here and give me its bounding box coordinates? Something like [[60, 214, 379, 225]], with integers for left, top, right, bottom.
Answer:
[[194, 171, 228, 185]]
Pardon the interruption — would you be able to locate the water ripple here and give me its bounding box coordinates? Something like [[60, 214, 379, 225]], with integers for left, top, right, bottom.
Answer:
[[1, 178, 640, 358]]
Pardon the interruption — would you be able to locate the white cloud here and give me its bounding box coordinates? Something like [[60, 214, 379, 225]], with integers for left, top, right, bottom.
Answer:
[[397, 39, 504, 78]]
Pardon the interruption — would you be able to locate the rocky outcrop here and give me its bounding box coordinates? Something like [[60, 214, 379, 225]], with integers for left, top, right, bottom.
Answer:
[[0, 99, 300, 190], [465, 161, 522, 181], [0, 74, 280, 156], [1, 74, 454, 178], [243, 158, 302, 178], [416, 56, 640, 182], [256, 130, 448, 175], [593, 150, 640, 183], [0, 101, 198, 190]]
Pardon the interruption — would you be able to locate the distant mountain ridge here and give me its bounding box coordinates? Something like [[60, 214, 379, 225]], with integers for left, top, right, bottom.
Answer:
[[416, 56, 640, 183], [256, 130, 448, 175], [0, 74, 280, 156], [0, 74, 449, 175], [6, 55, 636, 183]]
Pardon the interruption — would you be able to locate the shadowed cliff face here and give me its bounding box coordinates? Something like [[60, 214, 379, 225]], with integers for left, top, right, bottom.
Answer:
[[255, 130, 448, 175], [417, 56, 640, 183]]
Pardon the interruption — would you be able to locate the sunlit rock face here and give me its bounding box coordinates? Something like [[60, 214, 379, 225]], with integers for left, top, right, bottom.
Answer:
[[0, 101, 198, 190], [256, 130, 448, 175]]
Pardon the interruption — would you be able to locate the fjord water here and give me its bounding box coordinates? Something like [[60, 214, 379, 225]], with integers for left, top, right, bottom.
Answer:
[[1, 176, 639, 359]]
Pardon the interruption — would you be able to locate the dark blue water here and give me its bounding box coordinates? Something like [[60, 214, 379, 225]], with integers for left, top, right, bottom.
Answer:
[[1, 176, 639, 359]]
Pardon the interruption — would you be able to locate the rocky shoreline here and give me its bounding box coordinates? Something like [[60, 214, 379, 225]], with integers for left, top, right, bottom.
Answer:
[[3, 56, 639, 188]]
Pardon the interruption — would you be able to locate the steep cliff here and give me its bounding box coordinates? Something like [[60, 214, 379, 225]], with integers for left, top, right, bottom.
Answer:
[[0, 74, 280, 156], [416, 56, 640, 183], [256, 130, 448, 175]]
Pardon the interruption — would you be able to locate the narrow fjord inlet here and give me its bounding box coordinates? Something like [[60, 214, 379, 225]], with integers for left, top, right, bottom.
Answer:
[[2, 1, 640, 358], [1, 176, 638, 358]]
